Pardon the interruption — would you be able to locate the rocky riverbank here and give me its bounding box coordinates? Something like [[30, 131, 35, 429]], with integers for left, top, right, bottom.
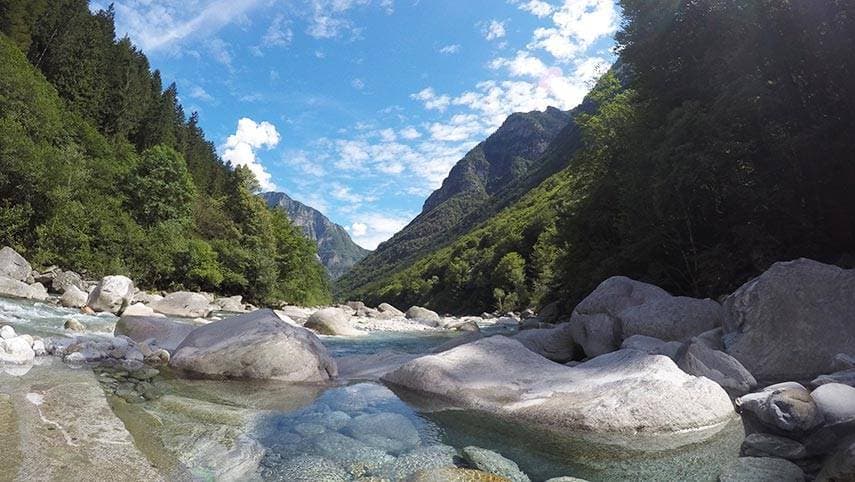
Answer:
[[1, 247, 854, 480]]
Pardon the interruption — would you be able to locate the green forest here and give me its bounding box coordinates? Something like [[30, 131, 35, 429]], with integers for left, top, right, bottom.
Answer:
[[0, 0, 331, 305], [343, 0, 855, 314]]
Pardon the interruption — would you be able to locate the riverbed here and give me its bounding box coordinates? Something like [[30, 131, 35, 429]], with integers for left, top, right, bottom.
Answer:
[[0, 297, 744, 481]]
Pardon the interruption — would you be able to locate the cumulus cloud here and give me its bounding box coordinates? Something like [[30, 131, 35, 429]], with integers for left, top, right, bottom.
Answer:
[[439, 44, 461, 54], [484, 20, 507, 40], [222, 118, 280, 191], [527, 0, 619, 61], [399, 126, 421, 140], [410, 88, 451, 112], [348, 212, 411, 250], [262, 14, 293, 48], [515, 0, 555, 18]]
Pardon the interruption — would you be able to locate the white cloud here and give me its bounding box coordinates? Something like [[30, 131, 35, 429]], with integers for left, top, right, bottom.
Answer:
[[484, 20, 507, 41], [490, 50, 549, 77], [399, 126, 421, 140], [331, 183, 375, 204], [262, 14, 293, 48], [527, 0, 618, 61], [304, 0, 391, 39], [348, 212, 411, 249], [516, 0, 555, 18], [351, 78, 366, 90], [188, 85, 213, 102], [439, 44, 461, 54], [222, 118, 280, 191], [111, 0, 263, 51], [411, 88, 451, 112], [284, 150, 326, 177]]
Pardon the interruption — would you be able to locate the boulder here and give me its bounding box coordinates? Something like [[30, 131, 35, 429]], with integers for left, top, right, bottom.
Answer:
[[149, 291, 213, 318], [342, 412, 420, 454], [60, 285, 88, 308], [170, 309, 337, 382], [51, 270, 84, 293], [736, 384, 823, 433], [378, 302, 404, 317], [409, 468, 510, 482], [570, 276, 722, 358], [0, 275, 31, 299], [810, 383, 855, 428], [64, 319, 86, 332], [722, 259, 855, 382], [346, 301, 365, 311], [132, 291, 163, 304], [26, 282, 49, 301], [831, 353, 855, 372], [674, 340, 757, 395], [430, 331, 484, 354], [811, 369, 855, 389], [0, 325, 15, 339], [277, 305, 312, 324], [305, 307, 362, 336], [0, 246, 31, 282], [115, 316, 195, 353], [406, 306, 441, 327], [718, 457, 805, 482], [694, 327, 725, 351], [461, 446, 530, 482], [121, 302, 163, 318], [382, 336, 735, 439], [741, 433, 807, 460], [86, 275, 134, 314], [0, 334, 35, 364], [512, 322, 581, 363], [214, 295, 244, 312]]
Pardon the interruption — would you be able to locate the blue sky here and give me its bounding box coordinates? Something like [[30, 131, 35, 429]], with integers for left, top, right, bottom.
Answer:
[[97, 0, 620, 249]]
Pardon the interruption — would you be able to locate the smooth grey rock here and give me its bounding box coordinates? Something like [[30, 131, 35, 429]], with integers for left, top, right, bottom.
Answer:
[[383, 336, 735, 439], [0, 246, 31, 281], [336, 351, 419, 381], [406, 306, 441, 326], [305, 307, 362, 336], [121, 302, 163, 317], [811, 369, 855, 389], [736, 385, 823, 433], [810, 383, 855, 427], [115, 316, 194, 353], [378, 303, 404, 317], [719, 457, 805, 482], [131, 291, 163, 304], [741, 433, 807, 460], [461, 446, 530, 482], [0, 325, 15, 339], [27, 282, 48, 301], [52, 270, 84, 293], [214, 295, 244, 312], [513, 322, 581, 363], [430, 331, 484, 354], [723, 259, 855, 382], [150, 291, 212, 318], [675, 340, 757, 395], [382, 445, 457, 480], [60, 285, 88, 308], [64, 318, 86, 332], [311, 431, 394, 476], [831, 353, 855, 372], [170, 309, 337, 381], [87, 275, 134, 314], [0, 335, 35, 364], [343, 412, 420, 455], [570, 276, 722, 357], [0, 276, 33, 299], [695, 327, 725, 351]]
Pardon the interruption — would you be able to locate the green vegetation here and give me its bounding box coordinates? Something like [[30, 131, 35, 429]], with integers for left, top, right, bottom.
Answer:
[[345, 0, 855, 314], [0, 2, 330, 305]]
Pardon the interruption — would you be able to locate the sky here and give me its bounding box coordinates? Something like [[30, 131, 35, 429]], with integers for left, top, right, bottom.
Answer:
[[94, 0, 621, 249]]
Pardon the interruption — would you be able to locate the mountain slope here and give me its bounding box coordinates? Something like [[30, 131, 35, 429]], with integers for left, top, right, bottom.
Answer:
[[263, 192, 370, 279], [336, 106, 575, 296]]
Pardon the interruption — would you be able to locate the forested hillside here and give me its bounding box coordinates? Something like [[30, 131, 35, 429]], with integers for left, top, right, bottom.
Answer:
[[347, 0, 855, 314], [0, 1, 330, 305]]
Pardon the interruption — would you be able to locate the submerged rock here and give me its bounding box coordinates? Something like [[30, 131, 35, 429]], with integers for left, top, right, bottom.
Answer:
[[383, 336, 735, 441], [343, 412, 421, 454], [87, 275, 134, 314], [722, 259, 855, 382], [741, 433, 807, 460], [461, 446, 530, 482], [570, 276, 722, 358], [718, 457, 805, 482], [275, 455, 348, 481], [382, 444, 457, 480], [170, 309, 337, 381], [408, 467, 511, 481]]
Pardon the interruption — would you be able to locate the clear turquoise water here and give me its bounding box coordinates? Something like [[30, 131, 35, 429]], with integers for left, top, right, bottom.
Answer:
[[0, 296, 743, 481]]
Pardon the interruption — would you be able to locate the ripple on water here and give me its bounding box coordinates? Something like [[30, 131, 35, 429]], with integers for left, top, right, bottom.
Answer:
[[0, 296, 117, 336]]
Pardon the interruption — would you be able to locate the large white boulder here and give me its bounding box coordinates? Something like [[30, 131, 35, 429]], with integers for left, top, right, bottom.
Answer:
[[382, 336, 735, 441], [86, 275, 134, 314], [570, 276, 722, 358], [114, 316, 195, 353], [405, 306, 441, 327], [149, 291, 213, 318], [305, 307, 362, 336], [674, 339, 757, 395], [0, 246, 31, 282], [170, 309, 337, 381], [60, 285, 88, 308], [722, 259, 855, 382], [512, 322, 581, 363]]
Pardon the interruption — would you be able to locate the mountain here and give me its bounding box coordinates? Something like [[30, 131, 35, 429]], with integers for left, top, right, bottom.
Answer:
[[263, 192, 370, 279], [336, 105, 578, 297]]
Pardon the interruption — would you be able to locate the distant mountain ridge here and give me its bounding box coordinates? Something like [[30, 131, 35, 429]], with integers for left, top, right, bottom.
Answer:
[[263, 192, 370, 279], [336, 105, 578, 296]]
